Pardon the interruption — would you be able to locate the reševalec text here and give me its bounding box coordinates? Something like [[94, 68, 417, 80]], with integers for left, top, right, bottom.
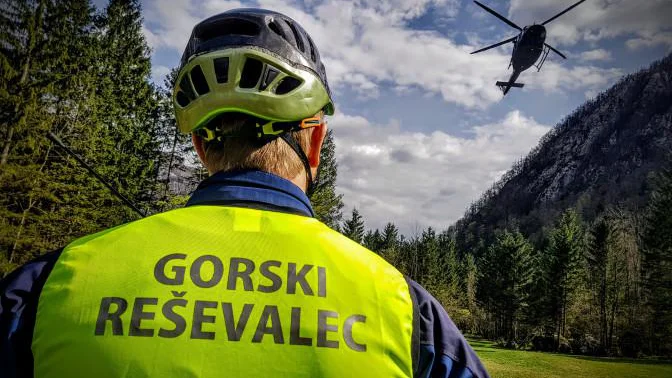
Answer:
[[94, 254, 367, 352]]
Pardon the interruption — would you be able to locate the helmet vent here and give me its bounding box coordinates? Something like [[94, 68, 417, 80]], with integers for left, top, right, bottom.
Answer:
[[307, 37, 317, 63], [268, 20, 287, 40], [286, 20, 305, 53], [275, 76, 302, 94], [260, 67, 280, 91], [179, 75, 196, 101], [197, 18, 260, 41], [190, 65, 210, 95], [240, 57, 263, 88], [213, 57, 229, 83]]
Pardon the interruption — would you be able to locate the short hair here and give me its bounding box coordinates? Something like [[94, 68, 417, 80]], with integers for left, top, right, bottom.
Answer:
[[201, 113, 312, 178]]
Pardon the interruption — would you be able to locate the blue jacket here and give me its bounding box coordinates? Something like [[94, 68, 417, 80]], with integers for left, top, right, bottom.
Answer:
[[0, 170, 489, 378]]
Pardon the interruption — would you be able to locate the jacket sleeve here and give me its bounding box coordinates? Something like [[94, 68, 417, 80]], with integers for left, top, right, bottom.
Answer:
[[407, 278, 490, 378], [0, 250, 61, 378]]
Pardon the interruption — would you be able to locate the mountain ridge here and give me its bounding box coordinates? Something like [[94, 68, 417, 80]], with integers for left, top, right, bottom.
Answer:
[[452, 53, 672, 252]]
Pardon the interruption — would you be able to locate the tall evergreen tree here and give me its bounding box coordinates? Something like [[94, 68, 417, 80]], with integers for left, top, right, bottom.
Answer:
[[94, 0, 160, 214], [479, 229, 534, 342], [342, 207, 365, 244], [438, 230, 461, 305], [465, 253, 479, 326], [586, 209, 636, 355], [420, 227, 443, 292], [378, 222, 401, 267], [310, 129, 344, 229], [0, 0, 102, 273], [641, 164, 672, 355], [544, 209, 585, 347], [151, 69, 194, 211], [363, 228, 383, 253]]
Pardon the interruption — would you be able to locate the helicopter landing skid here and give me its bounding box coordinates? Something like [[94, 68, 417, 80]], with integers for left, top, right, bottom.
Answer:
[[535, 45, 551, 71]]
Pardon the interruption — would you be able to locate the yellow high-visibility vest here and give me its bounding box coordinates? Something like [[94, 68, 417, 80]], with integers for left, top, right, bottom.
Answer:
[[33, 206, 414, 377]]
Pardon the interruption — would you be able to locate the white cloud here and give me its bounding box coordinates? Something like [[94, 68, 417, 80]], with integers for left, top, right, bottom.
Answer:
[[151, 65, 171, 85], [143, 0, 205, 52], [143, 0, 622, 106], [579, 48, 612, 61], [528, 62, 622, 93], [626, 32, 672, 51], [330, 110, 551, 234], [507, 0, 672, 48]]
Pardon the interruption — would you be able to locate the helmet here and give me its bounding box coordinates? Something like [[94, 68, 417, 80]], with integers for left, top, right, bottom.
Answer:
[[172, 8, 335, 134]]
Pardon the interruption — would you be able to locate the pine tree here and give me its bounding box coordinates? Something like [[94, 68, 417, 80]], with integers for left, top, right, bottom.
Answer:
[[342, 207, 365, 244], [420, 227, 444, 294], [438, 230, 461, 305], [94, 0, 160, 215], [544, 209, 585, 348], [152, 69, 194, 211], [378, 222, 400, 266], [310, 129, 344, 229], [0, 0, 169, 276], [586, 209, 636, 355], [0, 0, 50, 272], [641, 164, 672, 355], [0, 0, 103, 273], [363, 229, 383, 253], [586, 216, 612, 353], [479, 229, 534, 342], [465, 253, 479, 324]]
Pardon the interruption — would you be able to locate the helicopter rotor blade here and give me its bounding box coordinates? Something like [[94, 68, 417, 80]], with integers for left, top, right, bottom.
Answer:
[[545, 43, 567, 59], [542, 0, 587, 25], [473, 1, 522, 31], [471, 36, 517, 54]]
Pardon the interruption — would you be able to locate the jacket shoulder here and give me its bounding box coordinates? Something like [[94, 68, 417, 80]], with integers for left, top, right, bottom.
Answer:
[[0, 249, 62, 378], [406, 279, 490, 378]]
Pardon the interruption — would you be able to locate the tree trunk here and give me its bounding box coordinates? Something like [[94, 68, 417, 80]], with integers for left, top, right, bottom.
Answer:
[[162, 127, 179, 205], [8, 197, 34, 264], [600, 277, 607, 352], [1, 126, 15, 165], [8, 143, 51, 263], [607, 291, 619, 353]]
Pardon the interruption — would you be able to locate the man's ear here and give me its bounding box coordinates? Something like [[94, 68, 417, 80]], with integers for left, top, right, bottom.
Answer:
[[308, 122, 327, 168], [192, 133, 208, 169]]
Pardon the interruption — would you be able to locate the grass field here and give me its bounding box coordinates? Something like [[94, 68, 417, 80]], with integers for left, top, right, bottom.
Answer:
[[469, 339, 672, 378]]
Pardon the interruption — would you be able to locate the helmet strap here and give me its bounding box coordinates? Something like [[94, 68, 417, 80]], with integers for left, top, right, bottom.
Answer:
[[280, 132, 317, 196]]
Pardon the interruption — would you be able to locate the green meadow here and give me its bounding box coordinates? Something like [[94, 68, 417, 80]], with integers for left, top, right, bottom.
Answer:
[[469, 339, 672, 378]]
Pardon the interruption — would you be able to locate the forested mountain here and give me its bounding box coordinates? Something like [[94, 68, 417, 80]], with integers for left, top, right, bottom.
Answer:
[[453, 53, 672, 254], [353, 53, 672, 358]]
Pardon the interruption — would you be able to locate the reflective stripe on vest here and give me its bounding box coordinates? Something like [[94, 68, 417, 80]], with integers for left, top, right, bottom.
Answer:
[[33, 206, 414, 377]]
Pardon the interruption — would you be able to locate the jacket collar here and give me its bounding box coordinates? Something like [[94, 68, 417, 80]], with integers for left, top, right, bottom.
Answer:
[[186, 169, 315, 217]]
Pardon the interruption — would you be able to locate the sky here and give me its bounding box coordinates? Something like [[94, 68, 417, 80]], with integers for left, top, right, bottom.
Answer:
[[102, 0, 672, 234]]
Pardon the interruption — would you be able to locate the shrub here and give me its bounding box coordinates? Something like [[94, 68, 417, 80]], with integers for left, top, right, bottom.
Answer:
[[619, 330, 644, 358]]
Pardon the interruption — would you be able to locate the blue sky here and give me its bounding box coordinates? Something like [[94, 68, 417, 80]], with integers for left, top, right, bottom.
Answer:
[[101, 0, 672, 234]]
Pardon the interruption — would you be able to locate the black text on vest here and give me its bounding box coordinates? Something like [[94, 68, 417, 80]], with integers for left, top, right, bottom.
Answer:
[[93, 254, 368, 352]]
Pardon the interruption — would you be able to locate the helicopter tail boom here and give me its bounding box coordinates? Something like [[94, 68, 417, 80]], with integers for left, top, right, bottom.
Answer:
[[496, 81, 524, 88], [496, 70, 524, 95]]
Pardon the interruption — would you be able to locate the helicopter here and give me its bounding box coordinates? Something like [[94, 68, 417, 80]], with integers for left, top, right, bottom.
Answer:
[[471, 0, 587, 95]]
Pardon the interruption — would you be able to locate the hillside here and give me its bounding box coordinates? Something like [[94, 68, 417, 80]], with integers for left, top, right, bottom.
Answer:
[[453, 53, 672, 252]]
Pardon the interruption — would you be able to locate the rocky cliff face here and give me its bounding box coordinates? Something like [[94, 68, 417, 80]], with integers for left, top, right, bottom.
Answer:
[[453, 53, 672, 251]]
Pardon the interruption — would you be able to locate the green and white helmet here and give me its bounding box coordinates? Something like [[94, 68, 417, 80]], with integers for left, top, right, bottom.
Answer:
[[172, 8, 335, 135]]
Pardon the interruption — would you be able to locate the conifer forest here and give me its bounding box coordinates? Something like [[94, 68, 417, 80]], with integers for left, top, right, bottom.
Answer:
[[2, 0, 671, 362]]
